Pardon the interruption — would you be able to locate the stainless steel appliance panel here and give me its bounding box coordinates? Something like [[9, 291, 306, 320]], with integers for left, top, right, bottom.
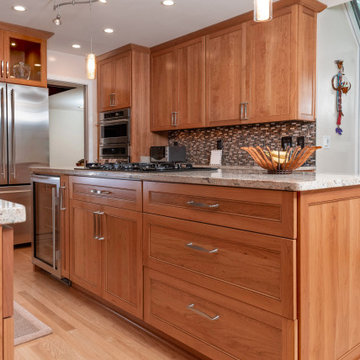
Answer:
[[0, 83, 7, 185], [0, 185, 32, 245], [7, 84, 49, 185], [32, 175, 61, 279]]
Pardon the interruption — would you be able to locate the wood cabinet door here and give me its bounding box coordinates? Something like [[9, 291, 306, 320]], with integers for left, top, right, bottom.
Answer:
[[113, 52, 131, 109], [206, 24, 246, 127], [0, 31, 4, 82], [69, 200, 102, 296], [102, 206, 143, 318], [98, 59, 114, 112], [3, 31, 47, 88], [247, 7, 296, 123], [150, 48, 177, 131], [176, 37, 205, 129], [60, 176, 70, 279]]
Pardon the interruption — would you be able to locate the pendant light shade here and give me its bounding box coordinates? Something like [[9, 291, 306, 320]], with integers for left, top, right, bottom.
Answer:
[[254, 0, 273, 22], [86, 53, 96, 80]]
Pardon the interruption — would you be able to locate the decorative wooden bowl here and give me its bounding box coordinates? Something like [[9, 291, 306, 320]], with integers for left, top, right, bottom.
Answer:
[[241, 146, 321, 174]]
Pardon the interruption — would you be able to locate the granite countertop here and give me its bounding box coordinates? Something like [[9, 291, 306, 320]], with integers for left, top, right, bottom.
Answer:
[[30, 166, 360, 191], [0, 200, 26, 225]]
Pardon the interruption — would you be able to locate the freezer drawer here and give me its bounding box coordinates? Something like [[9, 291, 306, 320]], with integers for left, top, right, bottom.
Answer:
[[0, 185, 32, 245]]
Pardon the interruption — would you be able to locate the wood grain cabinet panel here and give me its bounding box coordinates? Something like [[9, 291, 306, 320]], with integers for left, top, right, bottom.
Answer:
[[143, 214, 296, 318], [97, 59, 113, 112], [144, 268, 296, 360], [206, 24, 246, 127], [0, 31, 4, 82], [102, 206, 143, 318], [151, 37, 205, 131], [69, 176, 142, 212], [143, 182, 297, 239], [69, 200, 102, 296], [60, 175, 70, 279]]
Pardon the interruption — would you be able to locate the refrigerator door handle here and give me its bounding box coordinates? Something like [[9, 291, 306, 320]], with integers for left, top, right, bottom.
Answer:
[[0, 87, 5, 180], [10, 89, 16, 180]]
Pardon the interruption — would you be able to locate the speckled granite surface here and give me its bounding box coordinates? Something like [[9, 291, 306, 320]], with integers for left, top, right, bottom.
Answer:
[[31, 167, 360, 192], [0, 200, 26, 225]]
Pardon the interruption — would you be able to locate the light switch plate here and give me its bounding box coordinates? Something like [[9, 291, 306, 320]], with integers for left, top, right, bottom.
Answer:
[[210, 150, 222, 166], [323, 136, 331, 149]]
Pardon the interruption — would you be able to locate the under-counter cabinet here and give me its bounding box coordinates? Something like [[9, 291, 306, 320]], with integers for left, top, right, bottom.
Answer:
[[0, 22, 52, 87], [69, 177, 143, 318], [151, 37, 206, 131]]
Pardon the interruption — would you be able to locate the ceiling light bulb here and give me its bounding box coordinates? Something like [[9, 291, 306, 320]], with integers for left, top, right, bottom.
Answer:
[[254, 0, 273, 22], [104, 28, 114, 34], [11, 42, 16, 47], [34, 64, 41, 67], [12, 5, 27, 12], [161, 0, 175, 5], [53, 14, 62, 26], [99, 0, 107, 3], [72, 44, 81, 49]]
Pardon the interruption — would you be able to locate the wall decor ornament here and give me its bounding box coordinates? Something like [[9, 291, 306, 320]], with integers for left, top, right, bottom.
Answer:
[[332, 60, 351, 135]]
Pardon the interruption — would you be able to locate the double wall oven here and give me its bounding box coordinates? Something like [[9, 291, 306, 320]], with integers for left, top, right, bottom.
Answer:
[[100, 108, 130, 160]]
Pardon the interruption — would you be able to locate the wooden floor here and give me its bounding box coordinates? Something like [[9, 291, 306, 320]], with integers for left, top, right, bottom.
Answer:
[[13, 246, 196, 360]]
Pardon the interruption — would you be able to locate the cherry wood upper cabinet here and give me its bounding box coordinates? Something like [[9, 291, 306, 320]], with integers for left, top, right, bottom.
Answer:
[[151, 37, 205, 131], [206, 24, 246, 127], [0, 23, 52, 87], [244, 5, 317, 124], [150, 48, 177, 131], [102, 206, 143, 318], [98, 51, 131, 112]]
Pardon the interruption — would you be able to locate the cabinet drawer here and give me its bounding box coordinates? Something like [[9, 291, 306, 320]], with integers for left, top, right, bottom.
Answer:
[[144, 268, 296, 360], [143, 182, 296, 238], [69, 177, 142, 212], [143, 214, 296, 318]]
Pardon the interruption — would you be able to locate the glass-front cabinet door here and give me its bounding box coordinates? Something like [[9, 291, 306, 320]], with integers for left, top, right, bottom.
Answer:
[[3, 31, 47, 87]]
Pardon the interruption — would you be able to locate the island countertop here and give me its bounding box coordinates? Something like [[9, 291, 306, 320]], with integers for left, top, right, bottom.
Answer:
[[0, 200, 26, 225], [30, 166, 360, 191]]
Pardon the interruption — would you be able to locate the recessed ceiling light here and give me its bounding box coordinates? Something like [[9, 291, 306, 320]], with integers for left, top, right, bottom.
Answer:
[[72, 44, 81, 49], [104, 28, 114, 34], [161, 0, 175, 5], [99, 0, 107, 3], [12, 5, 27, 12]]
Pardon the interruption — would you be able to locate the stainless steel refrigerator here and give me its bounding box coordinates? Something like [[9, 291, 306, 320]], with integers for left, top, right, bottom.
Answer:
[[0, 83, 49, 245]]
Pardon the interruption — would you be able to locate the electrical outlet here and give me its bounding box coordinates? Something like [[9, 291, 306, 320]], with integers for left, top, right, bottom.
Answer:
[[323, 135, 331, 149]]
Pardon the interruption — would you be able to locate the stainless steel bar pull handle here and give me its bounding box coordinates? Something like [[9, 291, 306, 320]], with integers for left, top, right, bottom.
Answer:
[[97, 211, 105, 241], [171, 112, 175, 126], [174, 112, 178, 126], [10, 89, 16, 178], [52, 188, 57, 270], [60, 186, 66, 211], [187, 304, 220, 321], [240, 103, 244, 120], [187, 200, 219, 209], [244, 103, 248, 120], [110, 93, 116, 106], [6, 62, 9, 78], [0, 87, 5, 178], [93, 212, 99, 240], [1, 61, 4, 78], [186, 242, 218, 254], [90, 189, 111, 195]]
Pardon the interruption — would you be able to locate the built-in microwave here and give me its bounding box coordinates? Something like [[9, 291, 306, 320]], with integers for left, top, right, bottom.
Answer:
[[100, 144, 130, 160], [100, 108, 130, 145]]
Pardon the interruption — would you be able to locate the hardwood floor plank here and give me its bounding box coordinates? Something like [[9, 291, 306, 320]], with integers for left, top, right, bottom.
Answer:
[[13, 247, 197, 360]]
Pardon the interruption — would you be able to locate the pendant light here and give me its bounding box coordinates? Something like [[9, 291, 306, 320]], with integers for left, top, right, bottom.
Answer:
[[86, 0, 96, 80], [254, 0, 273, 22]]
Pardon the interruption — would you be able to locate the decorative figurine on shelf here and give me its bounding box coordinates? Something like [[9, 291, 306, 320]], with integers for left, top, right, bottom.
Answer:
[[332, 60, 351, 135]]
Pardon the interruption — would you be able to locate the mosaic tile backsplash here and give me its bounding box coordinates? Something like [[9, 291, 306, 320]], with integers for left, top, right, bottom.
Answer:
[[168, 121, 316, 166]]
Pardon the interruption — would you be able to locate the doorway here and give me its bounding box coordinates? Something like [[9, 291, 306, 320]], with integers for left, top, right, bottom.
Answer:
[[48, 81, 87, 167]]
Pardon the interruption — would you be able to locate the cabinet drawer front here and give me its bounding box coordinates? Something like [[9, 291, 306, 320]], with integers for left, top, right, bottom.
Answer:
[[143, 182, 296, 238], [144, 214, 296, 318], [69, 177, 142, 211], [144, 269, 296, 360]]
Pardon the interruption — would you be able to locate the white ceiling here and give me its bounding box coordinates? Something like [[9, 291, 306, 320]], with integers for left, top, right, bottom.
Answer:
[[0, 0, 335, 57], [49, 87, 84, 111]]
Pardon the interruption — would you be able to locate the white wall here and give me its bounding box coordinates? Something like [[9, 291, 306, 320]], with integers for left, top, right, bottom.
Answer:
[[316, 5, 359, 174], [49, 109, 85, 168], [47, 50, 97, 162]]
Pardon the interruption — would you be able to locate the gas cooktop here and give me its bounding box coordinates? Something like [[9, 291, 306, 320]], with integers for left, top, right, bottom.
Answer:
[[82, 162, 213, 172]]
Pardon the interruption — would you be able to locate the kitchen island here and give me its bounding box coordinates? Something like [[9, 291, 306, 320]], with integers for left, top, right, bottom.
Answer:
[[0, 200, 26, 360], [31, 167, 360, 360]]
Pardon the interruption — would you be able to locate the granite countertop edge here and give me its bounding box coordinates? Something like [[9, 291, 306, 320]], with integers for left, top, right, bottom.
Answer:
[[30, 167, 360, 192], [0, 200, 26, 225]]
